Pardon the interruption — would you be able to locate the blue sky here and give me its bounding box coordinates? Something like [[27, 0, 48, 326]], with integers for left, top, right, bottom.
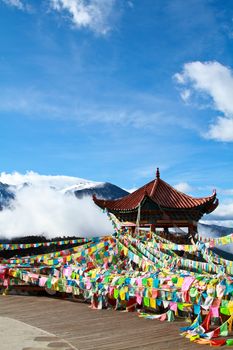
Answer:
[[1, 0, 233, 224]]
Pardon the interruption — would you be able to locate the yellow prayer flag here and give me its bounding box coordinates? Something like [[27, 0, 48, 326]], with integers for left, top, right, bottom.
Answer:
[[123, 247, 128, 255], [228, 301, 233, 315], [177, 277, 183, 288], [147, 278, 153, 287], [120, 289, 125, 300], [150, 298, 156, 308]]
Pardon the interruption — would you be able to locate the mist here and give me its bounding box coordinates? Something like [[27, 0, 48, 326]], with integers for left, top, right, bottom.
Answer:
[[0, 171, 101, 190], [0, 182, 113, 239]]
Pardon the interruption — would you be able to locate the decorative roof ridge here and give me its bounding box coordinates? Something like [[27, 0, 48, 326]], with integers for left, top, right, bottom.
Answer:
[[153, 177, 217, 202], [150, 179, 158, 196], [150, 167, 160, 197]]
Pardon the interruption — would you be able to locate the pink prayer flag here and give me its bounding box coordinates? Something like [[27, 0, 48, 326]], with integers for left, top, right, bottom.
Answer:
[[159, 313, 167, 321], [136, 295, 142, 305], [137, 278, 142, 287], [181, 277, 195, 292], [39, 277, 47, 287], [64, 266, 72, 277], [3, 278, 9, 287], [170, 301, 178, 312], [86, 281, 92, 290], [210, 306, 219, 318]]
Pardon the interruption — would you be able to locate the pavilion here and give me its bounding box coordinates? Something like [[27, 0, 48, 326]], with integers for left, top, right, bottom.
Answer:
[[93, 168, 218, 238]]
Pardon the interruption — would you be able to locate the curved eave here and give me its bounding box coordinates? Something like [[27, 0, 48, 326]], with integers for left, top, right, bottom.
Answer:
[[92, 194, 141, 212], [151, 180, 218, 210], [93, 192, 218, 213], [201, 196, 219, 214]]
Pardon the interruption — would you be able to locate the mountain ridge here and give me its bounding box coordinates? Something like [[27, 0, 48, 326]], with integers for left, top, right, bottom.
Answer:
[[0, 177, 129, 210]]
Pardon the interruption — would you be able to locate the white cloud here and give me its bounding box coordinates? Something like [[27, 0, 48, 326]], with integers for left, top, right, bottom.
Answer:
[[207, 117, 233, 142], [50, 0, 116, 34], [2, 0, 23, 9], [175, 61, 233, 142], [0, 87, 187, 130], [219, 188, 233, 196], [180, 89, 191, 102], [210, 202, 233, 220], [0, 171, 113, 239], [1, 0, 30, 11], [203, 200, 233, 233], [1, 0, 118, 33], [174, 182, 193, 193], [0, 187, 113, 239], [0, 171, 100, 190], [125, 187, 137, 193], [201, 220, 233, 228]]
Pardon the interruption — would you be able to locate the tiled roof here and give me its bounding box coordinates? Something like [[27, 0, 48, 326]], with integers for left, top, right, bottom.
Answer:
[[93, 172, 217, 212]]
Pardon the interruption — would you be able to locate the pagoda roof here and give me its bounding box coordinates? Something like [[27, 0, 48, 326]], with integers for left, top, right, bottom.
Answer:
[[93, 168, 218, 213]]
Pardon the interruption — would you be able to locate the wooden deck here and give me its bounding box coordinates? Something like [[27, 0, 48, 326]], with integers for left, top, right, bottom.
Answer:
[[0, 295, 227, 350]]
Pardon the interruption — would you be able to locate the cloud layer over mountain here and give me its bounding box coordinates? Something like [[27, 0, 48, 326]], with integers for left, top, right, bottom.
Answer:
[[0, 171, 102, 190], [0, 172, 113, 239]]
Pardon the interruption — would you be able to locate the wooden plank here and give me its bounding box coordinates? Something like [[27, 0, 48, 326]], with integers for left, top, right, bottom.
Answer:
[[0, 295, 228, 349]]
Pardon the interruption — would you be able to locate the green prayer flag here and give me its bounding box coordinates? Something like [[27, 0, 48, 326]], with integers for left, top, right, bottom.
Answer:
[[167, 310, 175, 322], [143, 297, 150, 307], [226, 339, 233, 346], [178, 303, 184, 311], [220, 307, 230, 316], [46, 277, 52, 289], [113, 289, 119, 299], [142, 278, 147, 286], [220, 322, 228, 337]]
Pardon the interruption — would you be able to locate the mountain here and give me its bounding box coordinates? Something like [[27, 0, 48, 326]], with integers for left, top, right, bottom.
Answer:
[[0, 182, 15, 209], [64, 182, 129, 200], [1, 172, 233, 256], [198, 222, 233, 258], [0, 177, 129, 210], [198, 222, 233, 238]]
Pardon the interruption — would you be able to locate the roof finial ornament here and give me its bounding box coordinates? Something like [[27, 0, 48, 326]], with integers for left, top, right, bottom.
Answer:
[[156, 167, 160, 179]]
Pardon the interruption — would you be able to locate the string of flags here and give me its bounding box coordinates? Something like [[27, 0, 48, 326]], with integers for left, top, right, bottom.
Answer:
[[196, 232, 233, 246], [1, 219, 233, 347], [0, 237, 90, 251]]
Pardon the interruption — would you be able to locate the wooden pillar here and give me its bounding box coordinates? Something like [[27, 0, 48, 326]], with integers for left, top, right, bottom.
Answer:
[[132, 226, 136, 237], [188, 222, 198, 242]]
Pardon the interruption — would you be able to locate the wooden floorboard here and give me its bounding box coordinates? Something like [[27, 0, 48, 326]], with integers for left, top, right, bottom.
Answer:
[[0, 295, 228, 349]]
